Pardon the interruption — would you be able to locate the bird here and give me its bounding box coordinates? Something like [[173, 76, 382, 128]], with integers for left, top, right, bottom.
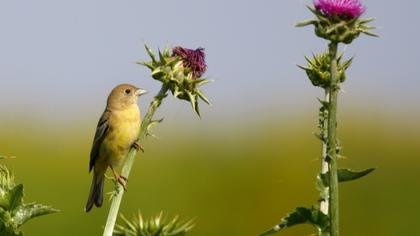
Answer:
[[85, 84, 147, 212]]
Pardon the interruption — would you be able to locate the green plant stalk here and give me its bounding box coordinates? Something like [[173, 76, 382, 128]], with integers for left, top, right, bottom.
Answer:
[[320, 90, 330, 213], [103, 85, 169, 236], [327, 42, 340, 236], [319, 90, 330, 236]]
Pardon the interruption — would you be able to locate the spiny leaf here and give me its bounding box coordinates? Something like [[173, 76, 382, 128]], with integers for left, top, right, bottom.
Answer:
[[144, 44, 157, 63], [152, 68, 164, 76], [8, 184, 24, 211], [304, 55, 315, 66], [317, 98, 330, 109], [0, 165, 14, 191], [260, 207, 329, 236], [194, 99, 200, 117], [136, 61, 155, 70], [191, 78, 211, 87], [313, 132, 324, 141], [321, 168, 375, 185], [337, 168, 375, 183], [0, 208, 21, 236], [106, 186, 119, 202], [159, 49, 167, 65], [149, 119, 164, 127], [195, 89, 211, 106], [312, 52, 321, 65], [362, 30, 379, 37], [342, 57, 354, 70], [295, 19, 317, 27], [13, 203, 59, 227], [162, 47, 171, 57], [297, 64, 310, 71], [173, 87, 182, 98], [119, 214, 137, 232], [146, 118, 164, 138], [306, 5, 318, 15], [359, 17, 376, 24], [337, 52, 344, 62], [0, 164, 58, 235], [362, 25, 377, 30], [187, 92, 199, 117]]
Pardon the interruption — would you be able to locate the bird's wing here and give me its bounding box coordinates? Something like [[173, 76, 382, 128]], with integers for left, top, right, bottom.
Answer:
[[89, 109, 111, 172]]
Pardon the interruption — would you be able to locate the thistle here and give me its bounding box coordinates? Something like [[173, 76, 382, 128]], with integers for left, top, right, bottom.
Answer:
[[297, 0, 377, 44], [261, 1, 376, 236], [0, 163, 58, 236], [139, 45, 211, 116], [114, 212, 194, 236]]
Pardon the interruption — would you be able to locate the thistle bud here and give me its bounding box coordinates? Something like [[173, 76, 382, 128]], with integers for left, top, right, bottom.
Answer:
[[296, 0, 377, 44], [138, 45, 211, 116], [114, 212, 194, 236], [298, 51, 353, 88]]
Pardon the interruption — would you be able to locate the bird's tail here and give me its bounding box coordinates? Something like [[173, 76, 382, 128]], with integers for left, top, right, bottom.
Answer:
[[85, 171, 105, 212]]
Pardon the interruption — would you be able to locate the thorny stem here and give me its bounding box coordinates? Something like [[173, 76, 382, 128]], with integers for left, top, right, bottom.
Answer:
[[327, 42, 340, 236], [102, 85, 169, 236], [319, 90, 330, 236]]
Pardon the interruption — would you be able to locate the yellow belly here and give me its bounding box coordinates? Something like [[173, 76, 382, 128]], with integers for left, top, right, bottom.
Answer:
[[99, 105, 140, 168]]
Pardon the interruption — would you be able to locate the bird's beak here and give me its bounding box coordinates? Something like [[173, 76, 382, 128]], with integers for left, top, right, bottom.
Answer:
[[135, 88, 148, 96]]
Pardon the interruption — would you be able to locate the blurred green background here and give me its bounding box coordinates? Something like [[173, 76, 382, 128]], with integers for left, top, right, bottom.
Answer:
[[1, 0, 420, 235], [1, 109, 419, 235]]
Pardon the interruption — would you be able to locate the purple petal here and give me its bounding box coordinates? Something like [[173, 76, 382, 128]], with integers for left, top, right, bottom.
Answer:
[[314, 0, 365, 18], [173, 47, 207, 79]]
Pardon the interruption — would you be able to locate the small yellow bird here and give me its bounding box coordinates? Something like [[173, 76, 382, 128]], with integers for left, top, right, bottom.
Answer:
[[85, 84, 147, 212]]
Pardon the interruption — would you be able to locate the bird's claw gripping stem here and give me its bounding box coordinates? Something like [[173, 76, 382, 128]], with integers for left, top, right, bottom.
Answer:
[[111, 167, 128, 191], [116, 176, 127, 191], [132, 142, 144, 153]]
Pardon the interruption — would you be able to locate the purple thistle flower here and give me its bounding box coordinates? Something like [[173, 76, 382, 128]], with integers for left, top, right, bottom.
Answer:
[[314, 0, 365, 18], [172, 46, 207, 79]]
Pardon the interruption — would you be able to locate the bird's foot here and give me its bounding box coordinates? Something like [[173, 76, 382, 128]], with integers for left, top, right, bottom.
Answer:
[[120, 175, 128, 181], [116, 175, 127, 191], [132, 142, 144, 153], [111, 167, 128, 191]]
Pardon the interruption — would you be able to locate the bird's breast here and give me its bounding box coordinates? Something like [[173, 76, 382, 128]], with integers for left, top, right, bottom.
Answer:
[[100, 105, 141, 167]]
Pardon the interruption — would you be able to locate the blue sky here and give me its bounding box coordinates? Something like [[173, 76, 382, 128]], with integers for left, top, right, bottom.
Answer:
[[0, 0, 419, 124]]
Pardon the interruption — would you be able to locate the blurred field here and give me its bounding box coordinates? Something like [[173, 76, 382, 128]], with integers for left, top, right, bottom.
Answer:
[[1, 111, 419, 236]]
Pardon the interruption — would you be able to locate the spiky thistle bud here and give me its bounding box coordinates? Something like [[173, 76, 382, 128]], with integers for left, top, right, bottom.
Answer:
[[298, 51, 353, 88], [114, 212, 195, 236], [296, 0, 377, 44], [138, 45, 211, 116]]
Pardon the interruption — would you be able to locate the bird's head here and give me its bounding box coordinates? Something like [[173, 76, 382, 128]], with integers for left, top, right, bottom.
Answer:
[[107, 84, 147, 110]]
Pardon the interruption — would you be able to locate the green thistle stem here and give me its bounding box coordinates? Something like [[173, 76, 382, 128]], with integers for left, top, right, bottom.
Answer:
[[319, 90, 330, 236], [103, 85, 169, 236], [327, 42, 340, 236]]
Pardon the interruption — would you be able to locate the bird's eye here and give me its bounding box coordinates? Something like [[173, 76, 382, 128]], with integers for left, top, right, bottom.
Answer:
[[124, 89, 131, 94]]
